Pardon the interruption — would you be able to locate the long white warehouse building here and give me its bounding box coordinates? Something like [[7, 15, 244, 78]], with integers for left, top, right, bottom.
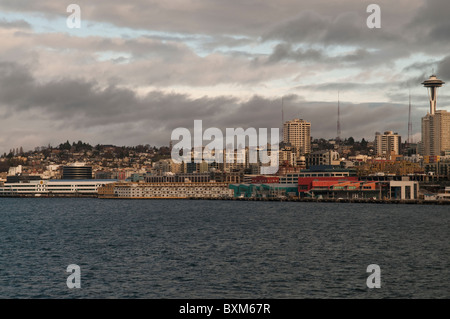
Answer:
[[0, 180, 117, 196]]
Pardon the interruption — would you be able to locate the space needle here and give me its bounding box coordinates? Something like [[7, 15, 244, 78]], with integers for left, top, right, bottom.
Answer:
[[422, 74, 445, 115]]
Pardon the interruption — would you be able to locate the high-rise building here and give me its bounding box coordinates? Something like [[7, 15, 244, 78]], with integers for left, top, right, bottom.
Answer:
[[422, 110, 450, 156], [374, 131, 401, 157], [421, 75, 450, 156], [283, 118, 311, 155]]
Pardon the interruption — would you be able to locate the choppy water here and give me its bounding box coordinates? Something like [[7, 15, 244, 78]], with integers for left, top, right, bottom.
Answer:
[[0, 198, 448, 298]]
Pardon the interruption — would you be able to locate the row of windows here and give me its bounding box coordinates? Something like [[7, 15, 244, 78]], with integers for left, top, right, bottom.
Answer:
[[118, 187, 230, 190], [2, 189, 97, 192], [4, 185, 103, 188], [115, 194, 227, 198], [119, 191, 226, 194]]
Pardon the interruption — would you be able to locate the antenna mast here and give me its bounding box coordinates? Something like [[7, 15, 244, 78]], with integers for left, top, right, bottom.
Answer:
[[337, 91, 341, 143], [408, 90, 412, 144], [281, 97, 285, 144]]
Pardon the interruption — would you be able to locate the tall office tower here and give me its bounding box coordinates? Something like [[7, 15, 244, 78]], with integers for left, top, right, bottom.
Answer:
[[421, 74, 450, 156], [422, 110, 450, 156], [283, 118, 311, 155], [374, 131, 401, 157]]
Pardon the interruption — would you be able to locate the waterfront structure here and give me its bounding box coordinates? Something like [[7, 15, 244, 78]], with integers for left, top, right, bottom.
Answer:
[[298, 176, 359, 195], [436, 187, 450, 200], [374, 131, 401, 157], [62, 163, 93, 179], [229, 183, 299, 199], [210, 171, 244, 183], [98, 182, 233, 199], [277, 165, 302, 176], [279, 173, 306, 184], [283, 118, 311, 155], [306, 180, 383, 200], [0, 179, 116, 196], [250, 175, 280, 184], [297, 168, 352, 178], [146, 173, 210, 183], [6, 174, 41, 183], [297, 177, 418, 200], [276, 169, 352, 185], [389, 180, 419, 200], [421, 75, 450, 156], [424, 187, 450, 201]]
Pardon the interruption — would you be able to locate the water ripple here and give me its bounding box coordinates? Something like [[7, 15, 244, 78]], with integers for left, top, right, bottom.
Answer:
[[0, 199, 448, 298]]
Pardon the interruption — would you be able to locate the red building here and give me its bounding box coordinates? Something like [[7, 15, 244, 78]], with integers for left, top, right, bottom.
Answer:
[[298, 176, 358, 193]]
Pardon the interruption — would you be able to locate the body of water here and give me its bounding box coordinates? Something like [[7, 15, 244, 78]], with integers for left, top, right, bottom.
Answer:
[[0, 198, 448, 298]]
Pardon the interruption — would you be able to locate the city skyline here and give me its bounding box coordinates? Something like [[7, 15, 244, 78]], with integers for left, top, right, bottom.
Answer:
[[1, 0, 450, 155]]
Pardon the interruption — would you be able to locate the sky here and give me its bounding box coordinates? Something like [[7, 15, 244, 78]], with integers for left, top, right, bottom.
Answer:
[[1, 0, 450, 154]]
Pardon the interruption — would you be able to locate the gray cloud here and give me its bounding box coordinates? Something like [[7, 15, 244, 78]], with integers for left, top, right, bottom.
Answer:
[[0, 0, 424, 37], [262, 10, 400, 48], [266, 43, 404, 68], [0, 19, 30, 29], [0, 61, 420, 153], [267, 43, 326, 64], [437, 55, 450, 81], [407, 0, 450, 44], [294, 82, 390, 92], [1, 0, 449, 153]]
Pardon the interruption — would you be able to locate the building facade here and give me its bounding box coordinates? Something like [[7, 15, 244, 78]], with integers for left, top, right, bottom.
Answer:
[[62, 163, 93, 179], [374, 131, 401, 157], [98, 182, 233, 199], [306, 150, 340, 167], [421, 110, 450, 156], [0, 179, 116, 196], [283, 118, 311, 155]]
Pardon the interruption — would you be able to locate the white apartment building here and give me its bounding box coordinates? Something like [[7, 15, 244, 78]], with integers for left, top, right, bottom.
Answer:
[[374, 131, 401, 157], [283, 119, 311, 155]]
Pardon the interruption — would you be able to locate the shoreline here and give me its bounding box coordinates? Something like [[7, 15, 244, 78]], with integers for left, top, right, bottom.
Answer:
[[1, 194, 449, 205]]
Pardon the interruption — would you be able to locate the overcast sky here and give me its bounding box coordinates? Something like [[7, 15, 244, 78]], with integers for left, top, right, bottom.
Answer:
[[1, 0, 449, 154]]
